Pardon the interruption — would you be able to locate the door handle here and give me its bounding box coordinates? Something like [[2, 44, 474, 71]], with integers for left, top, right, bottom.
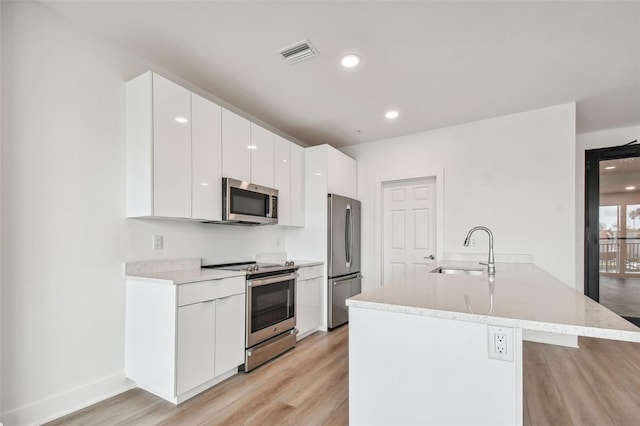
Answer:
[[346, 205, 352, 267], [424, 255, 435, 260]]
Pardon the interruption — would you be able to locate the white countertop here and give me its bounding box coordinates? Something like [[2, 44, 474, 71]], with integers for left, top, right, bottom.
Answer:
[[124, 259, 324, 285], [347, 261, 640, 343], [294, 259, 324, 267], [125, 268, 246, 285]]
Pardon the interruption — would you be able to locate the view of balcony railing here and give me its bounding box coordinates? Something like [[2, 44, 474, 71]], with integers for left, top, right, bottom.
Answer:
[[599, 238, 640, 274]]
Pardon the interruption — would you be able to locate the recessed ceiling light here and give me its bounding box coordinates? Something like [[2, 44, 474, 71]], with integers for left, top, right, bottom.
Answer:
[[174, 117, 188, 124], [385, 110, 399, 119], [605, 166, 616, 170], [341, 54, 361, 68], [247, 145, 257, 150], [626, 186, 636, 190]]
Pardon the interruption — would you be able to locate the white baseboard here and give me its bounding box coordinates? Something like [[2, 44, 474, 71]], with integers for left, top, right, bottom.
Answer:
[[523, 329, 579, 348], [0, 373, 135, 426]]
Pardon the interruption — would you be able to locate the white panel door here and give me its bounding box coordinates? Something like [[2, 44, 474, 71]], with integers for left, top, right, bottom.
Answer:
[[214, 294, 245, 377], [274, 135, 291, 225], [290, 143, 305, 227], [250, 123, 275, 187], [176, 300, 216, 395], [221, 108, 251, 182], [383, 178, 437, 285], [152, 73, 192, 218], [191, 93, 222, 221]]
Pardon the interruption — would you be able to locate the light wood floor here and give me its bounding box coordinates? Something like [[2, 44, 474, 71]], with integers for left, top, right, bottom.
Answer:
[[48, 326, 640, 426]]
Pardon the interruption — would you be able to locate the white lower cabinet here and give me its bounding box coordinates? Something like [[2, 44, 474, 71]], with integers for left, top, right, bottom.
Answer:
[[214, 294, 245, 376], [177, 300, 216, 395], [296, 264, 323, 340], [126, 276, 246, 404]]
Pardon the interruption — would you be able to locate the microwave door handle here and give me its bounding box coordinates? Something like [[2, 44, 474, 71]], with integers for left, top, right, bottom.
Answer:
[[346, 205, 351, 267]]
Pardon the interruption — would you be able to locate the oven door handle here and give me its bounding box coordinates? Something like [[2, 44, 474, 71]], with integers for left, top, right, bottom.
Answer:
[[248, 272, 298, 287]]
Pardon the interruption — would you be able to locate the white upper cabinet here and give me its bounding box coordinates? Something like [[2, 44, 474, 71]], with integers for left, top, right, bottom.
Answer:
[[127, 71, 305, 224], [274, 136, 305, 227], [274, 135, 291, 225], [327, 146, 357, 199], [191, 93, 222, 221], [305, 144, 357, 200], [290, 143, 305, 227], [222, 108, 251, 182], [250, 123, 275, 187], [126, 72, 191, 218]]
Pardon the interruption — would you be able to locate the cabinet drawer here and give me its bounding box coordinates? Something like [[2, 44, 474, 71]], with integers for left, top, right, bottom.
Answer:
[[297, 264, 324, 281], [178, 276, 245, 306]]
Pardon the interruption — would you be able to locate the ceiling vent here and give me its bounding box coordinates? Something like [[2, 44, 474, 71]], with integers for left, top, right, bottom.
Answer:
[[277, 39, 319, 64]]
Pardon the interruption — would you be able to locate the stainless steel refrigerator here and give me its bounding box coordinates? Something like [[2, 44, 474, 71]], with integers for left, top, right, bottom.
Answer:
[[327, 193, 362, 329]]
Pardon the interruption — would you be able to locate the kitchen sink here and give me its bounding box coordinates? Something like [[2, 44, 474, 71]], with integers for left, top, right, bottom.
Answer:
[[430, 266, 484, 276]]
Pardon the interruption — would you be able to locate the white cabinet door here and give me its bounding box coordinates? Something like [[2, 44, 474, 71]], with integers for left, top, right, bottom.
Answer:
[[327, 146, 357, 199], [214, 293, 245, 377], [176, 300, 216, 395], [152, 73, 192, 218], [274, 135, 291, 226], [250, 123, 275, 187], [290, 143, 305, 227], [296, 276, 322, 338], [296, 279, 309, 337], [307, 276, 322, 332], [192, 93, 222, 221], [222, 108, 251, 182]]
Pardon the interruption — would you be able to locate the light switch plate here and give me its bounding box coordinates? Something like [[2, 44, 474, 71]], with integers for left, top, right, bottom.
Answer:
[[152, 235, 164, 250]]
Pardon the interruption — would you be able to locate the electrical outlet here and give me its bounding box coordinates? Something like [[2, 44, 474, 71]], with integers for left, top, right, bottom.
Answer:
[[152, 235, 164, 250], [495, 333, 507, 355], [488, 326, 514, 362]]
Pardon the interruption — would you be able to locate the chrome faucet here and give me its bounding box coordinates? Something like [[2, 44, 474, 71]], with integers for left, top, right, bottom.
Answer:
[[463, 226, 495, 275]]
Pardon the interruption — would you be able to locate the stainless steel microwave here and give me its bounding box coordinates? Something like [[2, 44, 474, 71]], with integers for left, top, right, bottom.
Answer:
[[222, 177, 278, 225]]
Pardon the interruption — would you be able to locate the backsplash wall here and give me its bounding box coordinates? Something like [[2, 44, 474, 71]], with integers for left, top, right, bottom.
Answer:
[[126, 219, 286, 265]]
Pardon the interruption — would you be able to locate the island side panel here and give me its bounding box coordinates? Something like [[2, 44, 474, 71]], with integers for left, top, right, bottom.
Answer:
[[349, 306, 523, 426]]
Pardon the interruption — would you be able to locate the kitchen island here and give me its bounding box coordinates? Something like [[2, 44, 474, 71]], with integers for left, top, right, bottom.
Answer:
[[346, 262, 640, 426]]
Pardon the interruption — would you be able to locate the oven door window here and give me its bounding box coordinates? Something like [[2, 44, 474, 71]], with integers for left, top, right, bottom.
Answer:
[[230, 187, 269, 217], [251, 279, 295, 333]]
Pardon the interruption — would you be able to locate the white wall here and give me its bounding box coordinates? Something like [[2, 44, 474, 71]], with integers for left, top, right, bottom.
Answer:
[[575, 125, 640, 290], [341, 103, 577, 292], [0, 2, 284, 424]]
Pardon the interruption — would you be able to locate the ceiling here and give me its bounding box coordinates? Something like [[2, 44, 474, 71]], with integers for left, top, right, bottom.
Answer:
[[601, 156, 640, 195], [40, 1, 640, 148]]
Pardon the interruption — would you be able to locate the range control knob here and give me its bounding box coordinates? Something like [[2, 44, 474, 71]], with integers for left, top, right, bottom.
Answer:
[[284, 261, 295, 267]]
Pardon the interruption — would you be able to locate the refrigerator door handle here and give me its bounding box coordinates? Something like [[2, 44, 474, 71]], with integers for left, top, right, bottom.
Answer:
[[349, 204, 354, 269], [346, 204, 352, 267], [332, 273, 362, 285]]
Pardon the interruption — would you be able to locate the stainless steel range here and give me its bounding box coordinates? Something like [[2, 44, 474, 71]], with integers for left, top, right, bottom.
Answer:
[[203, 261, 298, 372]]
